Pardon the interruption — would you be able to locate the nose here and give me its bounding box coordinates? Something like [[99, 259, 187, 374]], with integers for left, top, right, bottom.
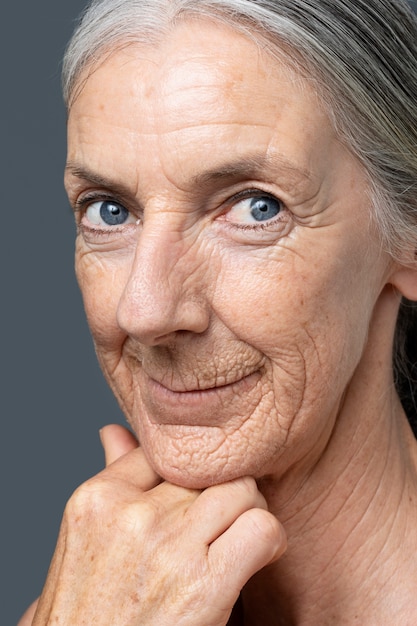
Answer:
[[117, 220, 210, 345]]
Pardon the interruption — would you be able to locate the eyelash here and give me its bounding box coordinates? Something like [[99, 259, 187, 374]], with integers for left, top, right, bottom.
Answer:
[[74, 192, 124, 213], [74, 188, 287, 234]]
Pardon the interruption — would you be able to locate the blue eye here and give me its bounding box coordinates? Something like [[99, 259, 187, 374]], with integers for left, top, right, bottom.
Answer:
[[249, 196, 281, 222], [85, 200, 136, 227], [99, 201, 130, 225], [224, 193, 283, 227]]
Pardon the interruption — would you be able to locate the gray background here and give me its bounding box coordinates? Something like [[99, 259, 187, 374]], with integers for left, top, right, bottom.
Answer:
[[2, 1, 417, 623], [2, 3, 124, 623]]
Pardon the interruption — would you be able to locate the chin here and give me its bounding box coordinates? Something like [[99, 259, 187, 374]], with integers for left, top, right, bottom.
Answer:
[[134, 417, 281, 489], [143, 445, 272, 490], [149, 457, 235, 489]]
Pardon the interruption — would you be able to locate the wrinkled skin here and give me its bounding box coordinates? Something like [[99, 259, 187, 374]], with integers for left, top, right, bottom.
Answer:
[[21, 18, 417, 626], [66, 21, 390, 489], [25, 424, 285, 626]]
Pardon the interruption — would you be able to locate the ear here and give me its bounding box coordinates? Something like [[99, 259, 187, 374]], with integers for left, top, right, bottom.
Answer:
[[389, 253, 417, 301]]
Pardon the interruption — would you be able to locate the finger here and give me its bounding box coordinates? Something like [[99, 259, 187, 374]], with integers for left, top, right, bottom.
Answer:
[[187, 476, 267, 544], [100, 424, 138, 466], [209, 508, 287, 592], [99, 425, 161, 490], [102, 444, 162, 492], [147, 479, 201, 510], [17, 598, 39, 626]]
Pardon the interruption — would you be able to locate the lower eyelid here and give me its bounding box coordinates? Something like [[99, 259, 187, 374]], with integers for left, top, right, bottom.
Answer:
[[77, 224, 140, 253], [229, 215, 287, 231]]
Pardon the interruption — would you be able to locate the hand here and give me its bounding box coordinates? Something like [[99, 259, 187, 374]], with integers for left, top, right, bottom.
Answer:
[[25, 425, 286, 625], [17, 425, 138, 626]]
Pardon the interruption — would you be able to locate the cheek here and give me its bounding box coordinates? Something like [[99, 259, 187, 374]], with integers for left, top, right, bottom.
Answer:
[[211, 249, 315, 350], [212, 242, 372, 394], [75, 247, 129, 350]]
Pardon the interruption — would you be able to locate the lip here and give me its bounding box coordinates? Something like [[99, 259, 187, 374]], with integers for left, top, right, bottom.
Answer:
[[138, 369, 263, 426], [149, 370, 260, 396]]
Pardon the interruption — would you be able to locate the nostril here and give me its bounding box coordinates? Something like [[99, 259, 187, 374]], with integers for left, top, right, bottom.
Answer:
[[116, 273, 210, 346]]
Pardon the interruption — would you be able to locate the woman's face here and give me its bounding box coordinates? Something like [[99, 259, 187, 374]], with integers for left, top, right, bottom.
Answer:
[[66, 20, 391, 488]]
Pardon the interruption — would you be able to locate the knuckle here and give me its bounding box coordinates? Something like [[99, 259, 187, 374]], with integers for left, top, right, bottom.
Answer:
[[120, 498, 161, 535], [246, 508, 283, 545], [66, 479, 164, 535], [65, 477, 114, 524]]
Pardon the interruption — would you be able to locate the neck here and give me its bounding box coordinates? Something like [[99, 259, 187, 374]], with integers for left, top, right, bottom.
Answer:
[[243, 288, 417, 625]]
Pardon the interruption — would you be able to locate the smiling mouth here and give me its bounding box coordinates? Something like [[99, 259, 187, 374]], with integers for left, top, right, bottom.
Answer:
[[137, 368, 263, 426], [148, 369, 261, 395]]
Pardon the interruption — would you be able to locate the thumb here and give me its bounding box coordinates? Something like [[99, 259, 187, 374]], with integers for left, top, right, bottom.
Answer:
[[17, 598, 39, 626], [99, 424, 139, 466]]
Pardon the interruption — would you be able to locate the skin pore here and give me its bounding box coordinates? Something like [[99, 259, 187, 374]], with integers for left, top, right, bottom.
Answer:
[[66, 22, 389, 488], [59, 17, 417, 625]]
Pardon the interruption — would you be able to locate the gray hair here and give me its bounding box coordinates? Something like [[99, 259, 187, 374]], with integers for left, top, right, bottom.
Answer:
[[63, 0, 417, 424], [63, 0, 417, 260]]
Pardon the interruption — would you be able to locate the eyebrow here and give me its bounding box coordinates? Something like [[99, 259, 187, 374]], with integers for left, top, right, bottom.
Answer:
[[191, 154, 312, 189], [65, 163, 134, 198], [65, 153, 312, 196]]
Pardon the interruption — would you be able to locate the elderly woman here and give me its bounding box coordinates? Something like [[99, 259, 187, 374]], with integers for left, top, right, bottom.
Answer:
[[20, 0, 417, 624]]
